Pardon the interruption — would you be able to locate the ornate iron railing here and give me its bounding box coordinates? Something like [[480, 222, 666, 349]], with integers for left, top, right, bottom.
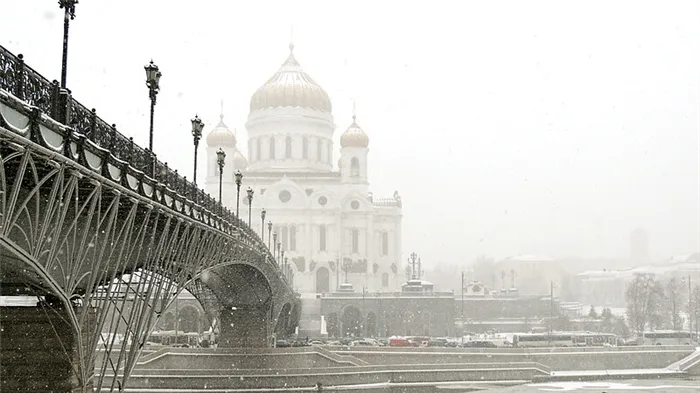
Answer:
[[0, 44, 282, 278]]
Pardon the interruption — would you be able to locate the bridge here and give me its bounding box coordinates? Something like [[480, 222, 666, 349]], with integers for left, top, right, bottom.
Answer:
[[0, 45, 300, 392]]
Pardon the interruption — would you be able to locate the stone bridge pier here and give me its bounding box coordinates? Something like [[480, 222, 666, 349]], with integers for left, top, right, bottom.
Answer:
[[202, 263, 300, 348], [219, 305, 270, 347], [0, 303, 96, 393]]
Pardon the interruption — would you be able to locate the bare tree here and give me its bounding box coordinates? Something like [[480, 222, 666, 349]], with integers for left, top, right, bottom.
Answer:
[[612, 316, 631, 340], [647, 278, 667, 330], [588, 305, 598, 319], [625, 273, 664, 334], [692, 284, 700, 337], [665, 277, 684, 331]]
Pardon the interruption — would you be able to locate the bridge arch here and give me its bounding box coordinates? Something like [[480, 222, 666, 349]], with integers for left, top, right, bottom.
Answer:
[[0, 51, 300, 393]]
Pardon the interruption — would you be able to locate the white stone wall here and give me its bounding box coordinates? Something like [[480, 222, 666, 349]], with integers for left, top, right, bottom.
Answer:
[[203, 103, 401, 295]]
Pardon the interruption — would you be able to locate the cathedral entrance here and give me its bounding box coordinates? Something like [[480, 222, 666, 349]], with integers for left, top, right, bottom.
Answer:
[[339, 305, 362, 338], [316, 267, 330, 293]]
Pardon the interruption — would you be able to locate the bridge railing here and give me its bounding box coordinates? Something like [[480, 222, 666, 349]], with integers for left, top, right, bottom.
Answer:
[[0, 45, 285, 280]]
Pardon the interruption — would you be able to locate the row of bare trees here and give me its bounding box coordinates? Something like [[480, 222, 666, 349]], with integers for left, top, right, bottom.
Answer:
[[625, 273, 700, 334]]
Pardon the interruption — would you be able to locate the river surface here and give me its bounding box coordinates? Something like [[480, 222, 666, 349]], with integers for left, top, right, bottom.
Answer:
[[474, 378, 700, 392]]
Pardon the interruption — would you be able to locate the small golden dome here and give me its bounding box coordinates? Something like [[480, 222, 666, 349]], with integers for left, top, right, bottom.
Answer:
[[206, 115, 236, 147], [340, 115, 369, 148], [250, 44, 332, 113]]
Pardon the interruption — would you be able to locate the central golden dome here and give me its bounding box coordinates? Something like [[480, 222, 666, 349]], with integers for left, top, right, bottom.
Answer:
[[249, 44, 332, 113]]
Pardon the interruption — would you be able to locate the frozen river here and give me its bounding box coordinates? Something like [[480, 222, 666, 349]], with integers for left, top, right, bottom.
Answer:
[[477, 378, 700, 392]]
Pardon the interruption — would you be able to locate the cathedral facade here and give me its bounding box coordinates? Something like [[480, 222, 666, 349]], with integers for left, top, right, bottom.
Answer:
[[204, 44, 403, 295]]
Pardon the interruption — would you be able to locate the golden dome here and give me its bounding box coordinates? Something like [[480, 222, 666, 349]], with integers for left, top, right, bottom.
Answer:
[[250, 44, 332, 113], [206, 114, 236, 147], [340, 115, 369, 148]]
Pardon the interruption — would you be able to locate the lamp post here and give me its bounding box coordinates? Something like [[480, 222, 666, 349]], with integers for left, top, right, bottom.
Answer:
[[277, 242, 282, 264], [58, 0, 77, 89], [144, 60, 162, 177], [408, 252, 418, 280], [273, 233, 278, 259], [234, 170, 243, 219], [191, 115, 204, 185], [261, 208, 266, 243], [281, 250, 286, 279], [246, 187, 254, 226], [216, 148, 226, 203], [267, 222, 273, 250]]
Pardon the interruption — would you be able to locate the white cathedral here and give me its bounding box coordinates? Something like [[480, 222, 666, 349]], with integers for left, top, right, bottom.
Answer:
[[204, 44, 403, 295]]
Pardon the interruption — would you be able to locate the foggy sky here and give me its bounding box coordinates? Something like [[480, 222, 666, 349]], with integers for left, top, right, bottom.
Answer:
[[2, 1, 698, 266]]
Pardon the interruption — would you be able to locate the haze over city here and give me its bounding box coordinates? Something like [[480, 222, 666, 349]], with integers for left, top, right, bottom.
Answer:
[[2, 0, 698, 265]]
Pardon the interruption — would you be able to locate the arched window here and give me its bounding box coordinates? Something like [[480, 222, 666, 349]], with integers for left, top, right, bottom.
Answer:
[[382, 232, 389, 256], [285, 135, 292, 159], [317, 139, 322, 162], [289, 225, 296, 251], [351, 228, 359, 254], [302, 136, 308, 159], [282, 226, 288, 251], [319, 225, 326, 252], [350, 157, 360, 177], [382, 272, 389, 287], [269, 136, 276, 159], [256, 138, 261, 161]]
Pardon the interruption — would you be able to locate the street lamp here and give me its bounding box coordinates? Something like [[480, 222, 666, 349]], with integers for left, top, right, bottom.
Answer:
[[273, 232, 278, 259], [58, 0, 78, 89], [216, 148, 226, 203], [408, 252, 418, 280], [261, 208, 266, 243], [246, 187, 254, 226], [267, 222, 273, 250], [234, 170, 243, 219], [144, 60, 162, 177], [191, 115, 204, 185]]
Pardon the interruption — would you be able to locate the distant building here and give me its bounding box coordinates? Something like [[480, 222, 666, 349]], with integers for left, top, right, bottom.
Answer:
[[575, 252, 700, 307], [320, 280, 454, 338], [204, 44, 403, 295]]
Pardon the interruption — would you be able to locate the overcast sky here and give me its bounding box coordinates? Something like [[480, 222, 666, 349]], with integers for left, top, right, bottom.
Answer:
[[2, 1, 698, 265]]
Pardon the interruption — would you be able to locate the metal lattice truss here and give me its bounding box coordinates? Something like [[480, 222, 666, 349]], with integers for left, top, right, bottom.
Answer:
[[0, 46, 295, 392]]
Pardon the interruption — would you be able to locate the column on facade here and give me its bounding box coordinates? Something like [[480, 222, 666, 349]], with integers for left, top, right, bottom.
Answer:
[[306, 209, 312, 284], [395, 215, 402, 289], [366, 213, 374, 277], [335, 210, 342, 289]]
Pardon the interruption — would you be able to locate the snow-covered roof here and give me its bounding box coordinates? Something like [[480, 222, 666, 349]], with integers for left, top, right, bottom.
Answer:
[[402, 279, 434, 287], [577, 253, 700, 281]]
